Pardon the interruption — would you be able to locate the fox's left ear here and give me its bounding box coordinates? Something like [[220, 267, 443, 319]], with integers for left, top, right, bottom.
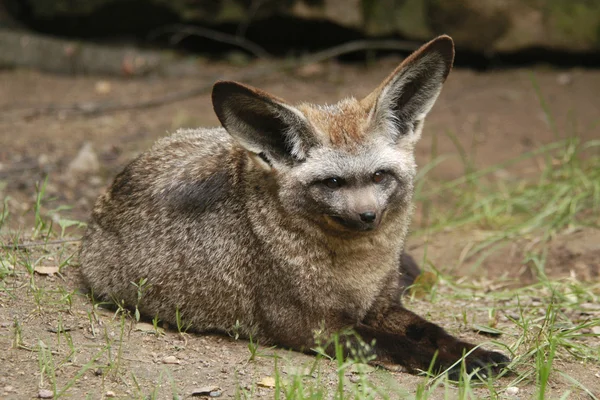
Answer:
[[362, 35, 454, 142]]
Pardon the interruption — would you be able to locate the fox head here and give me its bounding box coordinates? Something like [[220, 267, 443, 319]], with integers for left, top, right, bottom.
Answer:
[[212, 36, 454, 235]]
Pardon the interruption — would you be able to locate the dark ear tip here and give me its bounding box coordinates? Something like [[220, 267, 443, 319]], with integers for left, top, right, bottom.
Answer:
[[212, 81, 251, 115], [426, 35, 455, 77], [429, 35, 454, 58], [212, 80, 239, 98], [212, 81, 242, 121]]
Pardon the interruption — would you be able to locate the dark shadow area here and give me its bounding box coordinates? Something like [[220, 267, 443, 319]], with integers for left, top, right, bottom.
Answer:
[[4, 0, 600, 70]]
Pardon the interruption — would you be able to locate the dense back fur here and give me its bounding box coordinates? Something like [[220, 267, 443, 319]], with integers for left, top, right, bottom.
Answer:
[[80, 36, 455, 349]]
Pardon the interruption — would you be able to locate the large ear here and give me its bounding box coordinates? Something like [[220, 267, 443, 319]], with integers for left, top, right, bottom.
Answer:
[[362, 35, 454, 142], [212, 81, 316, 166]]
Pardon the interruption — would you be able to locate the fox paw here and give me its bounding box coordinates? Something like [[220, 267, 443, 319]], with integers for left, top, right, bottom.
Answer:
[[447, 350, 510, 381]]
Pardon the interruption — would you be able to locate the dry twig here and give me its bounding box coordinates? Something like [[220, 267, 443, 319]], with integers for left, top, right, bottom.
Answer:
[[150, 24, 273, 59], [2, 238, 82, 250]]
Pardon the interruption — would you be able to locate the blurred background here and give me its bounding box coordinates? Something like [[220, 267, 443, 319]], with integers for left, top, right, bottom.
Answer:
[[3, 0, 600, 70], [2, 0, 600, 70]]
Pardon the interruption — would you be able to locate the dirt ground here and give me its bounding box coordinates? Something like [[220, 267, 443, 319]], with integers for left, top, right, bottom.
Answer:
[[0, 59, 599, 399]]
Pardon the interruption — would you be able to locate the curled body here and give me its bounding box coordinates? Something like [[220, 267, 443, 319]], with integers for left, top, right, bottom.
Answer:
[[80, 35, 509, 378]]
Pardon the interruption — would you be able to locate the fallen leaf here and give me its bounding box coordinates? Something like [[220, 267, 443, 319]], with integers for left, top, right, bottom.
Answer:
[[134, 322, 156, 332], [48, 326, 72, 333], [34, 266, 59, 276], [472, 324, 504, 337], [257, 376, 276, 388], [409, 271, 438, 298], [282, 366, 313, 377], [350, 363, 375, 374]]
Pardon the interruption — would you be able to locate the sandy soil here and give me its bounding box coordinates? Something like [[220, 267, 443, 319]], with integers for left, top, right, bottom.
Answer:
[[0, 59, 599, 399]]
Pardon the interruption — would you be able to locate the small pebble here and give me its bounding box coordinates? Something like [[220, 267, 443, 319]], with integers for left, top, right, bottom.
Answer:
[[106, 390, 116, 397], [95, 81, 112, 94], [38, 389, 53, 399], [556, 73, 573, 86], [192, 386, 220, 397], [162, 355, 180, 364], [506, 386, 519, 395]]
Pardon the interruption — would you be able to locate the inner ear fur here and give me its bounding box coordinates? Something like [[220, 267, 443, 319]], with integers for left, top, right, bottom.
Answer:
[[361, 35, 455, 139], [212, 81, 315, 164]]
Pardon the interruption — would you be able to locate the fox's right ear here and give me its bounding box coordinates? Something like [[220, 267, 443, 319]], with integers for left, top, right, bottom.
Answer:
[[212, 81, 316, 167]]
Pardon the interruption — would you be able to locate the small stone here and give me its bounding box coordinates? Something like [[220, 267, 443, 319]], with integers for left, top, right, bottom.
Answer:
[[105, 390, 116, 397], [94, 368, 103, 376], [591, 326, 600, 335], [296, 63, 325, 78], [4, 385, 14, 393], [162, 355, 180, 364], [192, 386, 220, 396], [506, 386, 519, 395], [89, 176, 103, 186], [38, 389, 53, 398], [67, 142, 100, 177], [37, 154, 50, 167], [209, 391, 222, 398], [557, 73, 573, 86], [95, 81, 112, 94], [349, 375, 360, 383]]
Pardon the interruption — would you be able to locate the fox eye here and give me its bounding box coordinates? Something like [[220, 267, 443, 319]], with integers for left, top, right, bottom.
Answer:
[[322, 177, 343, 189], [372, 170, 387, 184]]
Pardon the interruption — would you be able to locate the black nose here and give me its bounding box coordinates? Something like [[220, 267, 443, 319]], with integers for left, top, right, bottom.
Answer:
[[359, 211, 376, 223]]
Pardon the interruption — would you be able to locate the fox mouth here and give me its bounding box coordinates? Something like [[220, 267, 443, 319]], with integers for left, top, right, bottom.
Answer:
[[327, 215, 379, 232]]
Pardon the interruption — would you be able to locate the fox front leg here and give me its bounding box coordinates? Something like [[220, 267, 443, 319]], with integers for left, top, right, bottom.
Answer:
[[356, 304, 510, 379]]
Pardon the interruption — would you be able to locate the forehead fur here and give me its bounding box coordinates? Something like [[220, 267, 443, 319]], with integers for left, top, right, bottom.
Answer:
[[291, 139, 416, 183], [296, 99, 372, 149]]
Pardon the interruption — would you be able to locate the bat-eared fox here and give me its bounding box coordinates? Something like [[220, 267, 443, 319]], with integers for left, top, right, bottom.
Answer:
[[80, 35, 509, 379]]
